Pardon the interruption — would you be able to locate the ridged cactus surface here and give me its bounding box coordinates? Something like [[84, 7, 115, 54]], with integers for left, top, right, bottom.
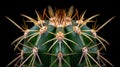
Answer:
[[7, 6, 114, 67]]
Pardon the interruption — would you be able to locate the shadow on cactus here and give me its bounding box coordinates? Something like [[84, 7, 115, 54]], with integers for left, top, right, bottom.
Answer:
[[6, 6, 114, 67]]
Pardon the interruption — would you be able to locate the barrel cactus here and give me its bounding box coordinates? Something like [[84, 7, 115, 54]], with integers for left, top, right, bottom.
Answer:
[[7, 6, 114, 67]]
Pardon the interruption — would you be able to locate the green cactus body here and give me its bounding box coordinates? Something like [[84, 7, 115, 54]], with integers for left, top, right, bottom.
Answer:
[[7, 6, 114, 67]]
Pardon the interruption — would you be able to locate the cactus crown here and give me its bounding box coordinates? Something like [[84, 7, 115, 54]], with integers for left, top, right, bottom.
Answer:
[[7, 6, 114, 67]]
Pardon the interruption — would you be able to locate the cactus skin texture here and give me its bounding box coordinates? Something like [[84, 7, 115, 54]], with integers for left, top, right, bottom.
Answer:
[[7, 6, 114, 67]]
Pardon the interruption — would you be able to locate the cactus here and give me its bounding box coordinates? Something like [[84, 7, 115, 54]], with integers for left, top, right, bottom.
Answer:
[[6, 6, 114, 67]]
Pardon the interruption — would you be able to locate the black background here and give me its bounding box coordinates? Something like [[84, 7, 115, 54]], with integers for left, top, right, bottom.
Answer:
[[0, 0, 119, 67]]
